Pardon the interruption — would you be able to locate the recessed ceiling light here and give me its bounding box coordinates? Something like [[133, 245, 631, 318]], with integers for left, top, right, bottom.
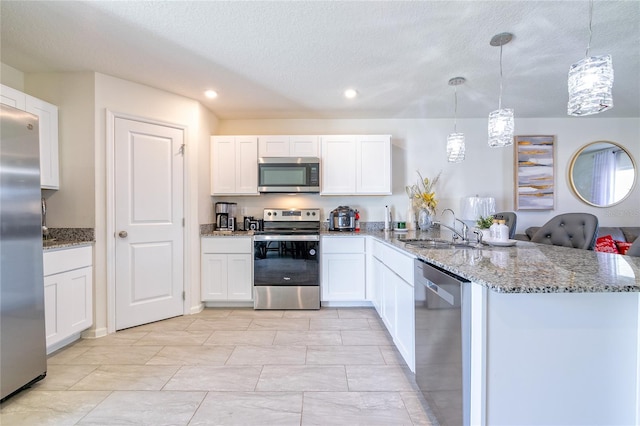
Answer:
[[205, 90, 218, 99], [344, 89, 358, 99]]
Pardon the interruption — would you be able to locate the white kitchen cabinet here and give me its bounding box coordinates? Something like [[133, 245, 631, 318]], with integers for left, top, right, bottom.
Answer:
[[210, 136, 258, 195], [369, 237, 415, 371], [258, 135, 319, 157], [321, 236, 366, 302], [1, 84, 60, 189], [320, 134, 391, 195], [43, 245, 93, 354], [201, 237, 252, 301]]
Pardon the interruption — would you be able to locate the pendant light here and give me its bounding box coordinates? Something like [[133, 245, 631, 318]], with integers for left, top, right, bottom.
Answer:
[[447, 77, 466, 163], [488, 32, 514, 148], [567, 0, 613, 116]]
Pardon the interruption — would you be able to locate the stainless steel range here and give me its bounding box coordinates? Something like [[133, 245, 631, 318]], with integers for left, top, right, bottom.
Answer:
[[253, 208, 320, 310]]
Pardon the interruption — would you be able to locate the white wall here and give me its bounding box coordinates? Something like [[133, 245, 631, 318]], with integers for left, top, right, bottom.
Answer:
[[218, 118, 640, 232], [1, 62, 25, 90], [25, 72, 96, 227]]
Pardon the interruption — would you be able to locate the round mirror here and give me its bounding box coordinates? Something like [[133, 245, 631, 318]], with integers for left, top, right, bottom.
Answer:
[[569, 141, 636, 207]]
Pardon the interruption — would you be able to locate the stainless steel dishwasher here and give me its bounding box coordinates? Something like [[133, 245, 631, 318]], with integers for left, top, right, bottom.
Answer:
[[414, 258, 470, 426]]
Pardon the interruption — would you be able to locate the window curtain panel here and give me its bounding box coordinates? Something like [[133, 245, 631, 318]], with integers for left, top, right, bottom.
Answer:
[[591, 149, 616, 205]]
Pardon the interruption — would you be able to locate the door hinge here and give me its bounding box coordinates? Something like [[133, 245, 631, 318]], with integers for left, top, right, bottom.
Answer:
[[182, 218, 185, 227], [182, 291, 186, 301], [179, 144, 186, 155]]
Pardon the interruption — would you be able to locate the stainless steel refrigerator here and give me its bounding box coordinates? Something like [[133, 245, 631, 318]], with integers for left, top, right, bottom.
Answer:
[[0, 104, 47, 401]]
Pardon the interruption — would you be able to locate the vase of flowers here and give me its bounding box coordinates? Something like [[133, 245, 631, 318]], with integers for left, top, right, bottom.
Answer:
[[406, 171, 441, 231]]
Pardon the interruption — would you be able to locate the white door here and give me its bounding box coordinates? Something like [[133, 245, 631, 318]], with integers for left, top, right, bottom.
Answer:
[[114, 117, 184, 330]]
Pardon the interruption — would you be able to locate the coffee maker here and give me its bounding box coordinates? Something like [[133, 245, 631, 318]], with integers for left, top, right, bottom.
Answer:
[[215, 202, 237, 231]]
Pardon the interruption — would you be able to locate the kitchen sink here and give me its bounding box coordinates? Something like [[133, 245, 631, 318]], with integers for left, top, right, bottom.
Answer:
[[400, 238, 477, 249]]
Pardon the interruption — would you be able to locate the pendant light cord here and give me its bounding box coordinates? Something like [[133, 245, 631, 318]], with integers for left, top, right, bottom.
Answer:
[[586, 0, 593, 57], [453, 86, 458, 132], [498, 42, 504, 110]]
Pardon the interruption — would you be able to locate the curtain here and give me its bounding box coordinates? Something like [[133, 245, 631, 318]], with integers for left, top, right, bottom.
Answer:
[[590, 149, 616, 205]]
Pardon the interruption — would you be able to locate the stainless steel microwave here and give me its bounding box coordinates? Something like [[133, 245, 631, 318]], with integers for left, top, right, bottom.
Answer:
[[258, 157, 320, 193]]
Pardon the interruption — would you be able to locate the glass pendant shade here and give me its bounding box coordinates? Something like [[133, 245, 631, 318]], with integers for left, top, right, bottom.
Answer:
[[487, 108, 514, 147], [567, 54, 614, 116], [446, 133, 465, 163]]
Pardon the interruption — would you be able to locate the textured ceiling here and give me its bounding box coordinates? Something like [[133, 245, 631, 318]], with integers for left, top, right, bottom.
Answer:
[[1, 1, 638, 119]]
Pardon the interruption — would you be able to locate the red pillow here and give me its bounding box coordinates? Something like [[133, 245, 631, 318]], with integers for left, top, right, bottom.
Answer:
[[595, 235, 619, 254], [616, 241, 632, 255]]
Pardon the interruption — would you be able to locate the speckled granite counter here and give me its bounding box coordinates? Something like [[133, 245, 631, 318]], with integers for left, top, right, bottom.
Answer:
[[42, 228, 95, 251], [372, 229, 640, 294], [200, 225, 640, 294]]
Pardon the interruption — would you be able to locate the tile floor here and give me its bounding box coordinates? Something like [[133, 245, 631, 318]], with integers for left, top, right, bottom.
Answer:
[[0, 307, 438, 425]]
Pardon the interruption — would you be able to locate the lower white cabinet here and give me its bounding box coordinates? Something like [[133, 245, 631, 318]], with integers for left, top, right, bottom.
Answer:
[[201, 237, 252, 301], [370, 238, 415, 371], [321, 236, 366, 302], [43, 245, 93, 354]]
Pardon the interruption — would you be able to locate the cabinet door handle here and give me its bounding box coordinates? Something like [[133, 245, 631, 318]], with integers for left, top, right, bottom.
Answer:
[[118, 231, 128, 238]]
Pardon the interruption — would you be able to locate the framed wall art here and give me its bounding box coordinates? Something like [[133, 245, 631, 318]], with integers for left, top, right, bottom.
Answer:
[[514, 135, 555, 210]]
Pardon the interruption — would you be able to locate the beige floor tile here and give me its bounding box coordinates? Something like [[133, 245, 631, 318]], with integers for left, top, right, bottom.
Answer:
[[74, 330, 149, 346], [400, 391, 439, 426], [256, 365, 348, 391], [193, 308, 233, 318], [205, 330, 275, 345], [226, 345, 307, 365], [163, 365, 261, 391], [228, 308, 285, 318], [31, 365, 99, 391], [368, 317, 385, 329], [130, 316, 196, 332], [301, 391, 413, 425], [283, 308, 339, 318], [76, 390, 206, 425], [273, 330, 342, 346], [380, 345, 406, 365], [309, 318, 371, 330], [341, 329, 395, 345], [133, 330, 212, 346], [0, 390, 110, 426], [47, 345, 92, 365], [346, 365, 417, 391], [337, 307, 380, 319], [70, 365, 179, 391], [146, 345, 233, 365], [190, 391, 302, 425], [306, 345, 386, 365], [70, 345, 163, 365], [186, 317, 252, 331], [248, 318, 310, 330]]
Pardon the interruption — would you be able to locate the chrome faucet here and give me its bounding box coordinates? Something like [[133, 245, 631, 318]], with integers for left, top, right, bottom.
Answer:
[[435, 208, 470, 243]]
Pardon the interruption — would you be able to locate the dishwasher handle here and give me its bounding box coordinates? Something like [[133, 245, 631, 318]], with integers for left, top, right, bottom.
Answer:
[[422, 280, 455, 305]]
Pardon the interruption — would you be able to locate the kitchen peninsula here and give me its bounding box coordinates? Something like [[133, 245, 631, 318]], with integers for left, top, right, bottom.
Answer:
[[383, 229, 640, 426]]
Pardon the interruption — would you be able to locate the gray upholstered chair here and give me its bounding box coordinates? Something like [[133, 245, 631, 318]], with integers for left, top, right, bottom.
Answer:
[[626, 237, 640, 257], [531, 213, 599, 250], [493, 211, 517, 239]]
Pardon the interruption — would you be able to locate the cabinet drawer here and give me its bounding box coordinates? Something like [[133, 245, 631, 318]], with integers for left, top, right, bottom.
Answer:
[[384, 245, 415, 285], [322, 236, 365, 253], [43, 246, 92, 276], [371, 239, 385, 261], [202, 237, 252, 254]]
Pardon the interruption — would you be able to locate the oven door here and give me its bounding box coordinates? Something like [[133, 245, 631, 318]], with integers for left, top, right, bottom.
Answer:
[[253, 234, 319, 286]]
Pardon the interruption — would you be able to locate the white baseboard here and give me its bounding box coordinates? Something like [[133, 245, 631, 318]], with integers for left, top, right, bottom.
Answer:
[[81, 327, 108, 339], [321, 301, 374, 308], [190, 303, 205, 315]]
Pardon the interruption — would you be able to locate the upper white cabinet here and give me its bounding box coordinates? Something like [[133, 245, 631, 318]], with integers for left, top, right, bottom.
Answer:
[[1, 84, 60, 189], [211, 136, 258, 195], [320, 134, 391, 195], [258, 135, 319, 157]]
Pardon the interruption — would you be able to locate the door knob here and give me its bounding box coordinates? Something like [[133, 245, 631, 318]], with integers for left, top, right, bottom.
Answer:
[[118, 231, 128, 238]]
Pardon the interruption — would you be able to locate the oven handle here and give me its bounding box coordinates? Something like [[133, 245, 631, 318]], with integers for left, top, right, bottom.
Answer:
[[254, 234, 319, 242]]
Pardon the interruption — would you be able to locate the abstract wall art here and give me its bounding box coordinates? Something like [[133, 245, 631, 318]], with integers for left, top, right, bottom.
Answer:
[[515, 135, 555, 210]]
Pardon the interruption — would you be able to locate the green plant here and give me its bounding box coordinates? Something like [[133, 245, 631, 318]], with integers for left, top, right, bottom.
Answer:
[[476, 215, 494, 229]]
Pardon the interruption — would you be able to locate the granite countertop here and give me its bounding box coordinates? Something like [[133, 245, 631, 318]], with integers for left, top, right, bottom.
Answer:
[[200, 226, 640, 294], [42, 240, 94, 250]]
